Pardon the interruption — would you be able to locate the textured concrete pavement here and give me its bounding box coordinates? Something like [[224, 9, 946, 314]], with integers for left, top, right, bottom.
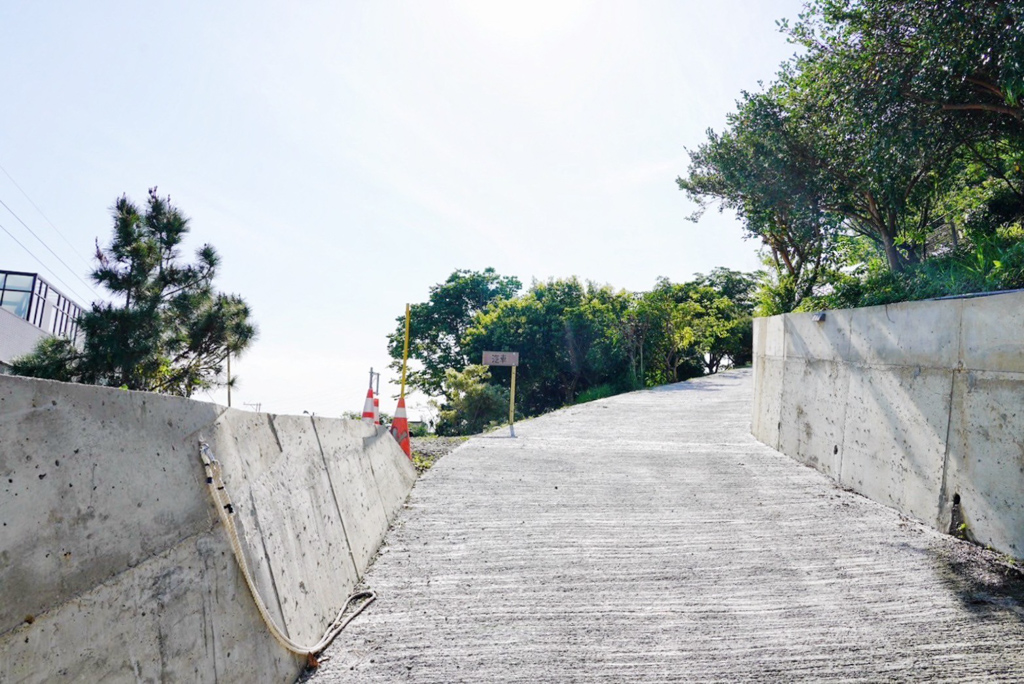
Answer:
[[308, 370, 1024, 682]]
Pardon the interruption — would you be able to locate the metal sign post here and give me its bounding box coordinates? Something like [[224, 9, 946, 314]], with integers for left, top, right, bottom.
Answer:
[[482, 351, 519, 437], [401, 304, 410, 399], [509, 365, 517, 437]]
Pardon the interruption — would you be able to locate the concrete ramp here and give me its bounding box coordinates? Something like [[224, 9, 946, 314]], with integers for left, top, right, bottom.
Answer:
[[308, 370, 1024, 682], [0, 374, 415, 682]]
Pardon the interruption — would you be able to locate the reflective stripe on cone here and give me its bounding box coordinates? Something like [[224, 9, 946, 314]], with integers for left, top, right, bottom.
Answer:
[[390, 396, 412, 459], [361, 388, 375, 424]]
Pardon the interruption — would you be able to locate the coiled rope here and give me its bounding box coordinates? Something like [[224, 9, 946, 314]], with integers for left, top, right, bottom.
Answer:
[[198, 441, 375, 660]]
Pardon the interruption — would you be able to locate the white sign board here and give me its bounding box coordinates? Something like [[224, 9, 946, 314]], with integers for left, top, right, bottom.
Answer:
[[482, 351, 519, 367]]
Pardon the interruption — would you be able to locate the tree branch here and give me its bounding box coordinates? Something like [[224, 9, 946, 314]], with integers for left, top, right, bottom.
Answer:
[[941, 103, 1023, 121], [965, 77, 1007, 99]]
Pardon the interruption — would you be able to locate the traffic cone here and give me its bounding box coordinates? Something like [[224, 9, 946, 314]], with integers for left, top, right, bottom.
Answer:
[[361, 388, 375, 424], [390, 396, 412, 459], [373, 394, 381, 426]]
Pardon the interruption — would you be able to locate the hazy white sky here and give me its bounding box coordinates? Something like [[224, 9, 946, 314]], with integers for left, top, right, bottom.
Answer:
[[0, 0, 803, 418]]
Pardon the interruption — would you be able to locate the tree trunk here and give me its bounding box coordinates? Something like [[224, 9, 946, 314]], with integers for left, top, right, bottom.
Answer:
[[638, 339, 644, 388], [880, 227, 904, 273]]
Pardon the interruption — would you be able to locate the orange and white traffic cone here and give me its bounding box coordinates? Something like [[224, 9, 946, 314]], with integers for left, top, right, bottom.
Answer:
[[361, 388, 375, 424], [373, 394, 381, 426], [390, 396, 412, 459]]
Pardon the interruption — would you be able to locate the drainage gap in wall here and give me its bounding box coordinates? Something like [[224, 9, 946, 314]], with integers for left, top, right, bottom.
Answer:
[[949, 493, 973, 541]]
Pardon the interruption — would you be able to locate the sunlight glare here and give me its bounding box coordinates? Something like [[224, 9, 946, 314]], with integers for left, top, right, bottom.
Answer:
[[454, 0, 589, 43]]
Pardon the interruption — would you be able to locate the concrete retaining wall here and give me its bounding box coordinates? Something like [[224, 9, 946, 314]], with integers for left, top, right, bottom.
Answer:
[[0, 374, 416, 682], [752, 291, 1024, 560]]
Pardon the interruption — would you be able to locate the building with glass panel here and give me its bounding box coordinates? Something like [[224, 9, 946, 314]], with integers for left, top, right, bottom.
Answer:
[[0, 270, 84, 372]]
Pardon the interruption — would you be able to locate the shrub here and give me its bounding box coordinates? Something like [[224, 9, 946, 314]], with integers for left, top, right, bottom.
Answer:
[[575, 384, 617, 404]]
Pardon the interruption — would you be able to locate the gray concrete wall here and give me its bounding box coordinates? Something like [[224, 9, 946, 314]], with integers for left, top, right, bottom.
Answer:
[[0, 374, 416, 682], [752, 291, 1024, 560]]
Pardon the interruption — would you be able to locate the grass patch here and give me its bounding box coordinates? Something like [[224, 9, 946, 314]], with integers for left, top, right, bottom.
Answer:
[[410, 435, 469, 473], [574, 384, 618, 404]]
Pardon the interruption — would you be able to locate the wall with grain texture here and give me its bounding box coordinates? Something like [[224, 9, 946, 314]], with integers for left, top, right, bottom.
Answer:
[[0, 375, 415, 682], [753, 291, 1024, 560]]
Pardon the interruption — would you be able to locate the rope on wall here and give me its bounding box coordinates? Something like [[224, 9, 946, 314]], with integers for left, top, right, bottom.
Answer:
[[198, 441, 375, 659]]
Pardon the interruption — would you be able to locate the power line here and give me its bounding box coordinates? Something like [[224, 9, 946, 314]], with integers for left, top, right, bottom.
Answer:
[[0, 192, 102, 298], [0, 161, 96, 274], [0, 217, 91, 304]]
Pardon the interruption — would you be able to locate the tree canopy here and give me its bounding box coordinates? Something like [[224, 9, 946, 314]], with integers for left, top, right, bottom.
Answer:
[[391, 269, 757, 433], [433, 365, 510, 436], [386, 268, 521, 397], [12, 188, 257, 396], [679, 0, 1024, 313], [464, 278, 631, 415]]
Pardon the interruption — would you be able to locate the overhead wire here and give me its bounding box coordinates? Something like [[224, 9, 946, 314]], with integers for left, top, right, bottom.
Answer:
[[0, 194, 103, 303], [0, 217, 89, 303], [0, 160, 96, 274]]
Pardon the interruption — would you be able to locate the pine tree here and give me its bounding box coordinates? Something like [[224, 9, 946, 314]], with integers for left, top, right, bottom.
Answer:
[[12, 188, 257, 397]]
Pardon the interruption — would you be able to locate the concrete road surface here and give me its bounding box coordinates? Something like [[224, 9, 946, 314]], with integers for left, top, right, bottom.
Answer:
[[307, 369, 1024, 683]]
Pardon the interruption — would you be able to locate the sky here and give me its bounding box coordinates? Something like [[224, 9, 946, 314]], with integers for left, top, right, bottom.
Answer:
[[0, 0, 804, 419]]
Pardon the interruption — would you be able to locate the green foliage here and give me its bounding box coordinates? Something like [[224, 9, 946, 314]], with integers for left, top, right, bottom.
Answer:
[[387, 268, 521, 397], [574, 383, 617, 404], [680, 0, 1024, 312], [785, 0, 1024, 129], [10, 337, 81, 383], [411, 453, 434, 473], [434, 365, 510, 436], [342, 409, 395, 424], [399, 270, 757, 426], [464, 278, 633, 416], [410, 436, 468, 472], [12, 189, 256, 396], [807, 235, 1024, 310], [631, 273, 755, 381], [628, 282, 698, 386], [684, 283, 753, 373], [679, 88, 843, 305]]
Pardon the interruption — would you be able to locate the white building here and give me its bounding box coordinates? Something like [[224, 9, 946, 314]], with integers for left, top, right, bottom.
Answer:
[[0, 270, 83, 372]]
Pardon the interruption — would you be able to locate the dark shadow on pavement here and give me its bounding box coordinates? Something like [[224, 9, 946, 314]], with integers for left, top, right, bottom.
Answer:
[[929, 540, 1024, 625]]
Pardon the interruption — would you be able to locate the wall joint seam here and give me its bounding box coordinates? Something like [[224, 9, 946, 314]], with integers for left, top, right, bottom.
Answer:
[[309, 418, 360, 580]]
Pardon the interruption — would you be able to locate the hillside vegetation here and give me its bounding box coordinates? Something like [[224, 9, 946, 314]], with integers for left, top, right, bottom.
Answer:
[[386, 268, 757, 435], [678, 0, 1024, 314]]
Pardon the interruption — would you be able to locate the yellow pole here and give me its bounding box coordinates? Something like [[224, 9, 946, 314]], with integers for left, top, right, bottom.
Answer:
[[509, 365, 517, 437], [400, 303, 410, 399]]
